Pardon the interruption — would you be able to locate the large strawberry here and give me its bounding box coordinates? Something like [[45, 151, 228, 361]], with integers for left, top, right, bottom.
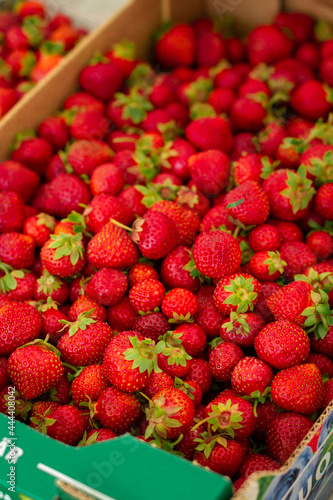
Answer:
[[188, 150, 230, 198], [79, 57, 124, 102], [155, 24, 195, 68], [290, 80, 332, 121], [247, 25, 293, 65]]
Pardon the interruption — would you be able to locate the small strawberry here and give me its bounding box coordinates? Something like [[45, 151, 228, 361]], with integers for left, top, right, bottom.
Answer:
[[155, 24, 195, 68], [34, 270, 69, 304], [86, 194, 134, 235], [314, 183, 333, 221], [266, 412, 313, 464], [173, 323, 207, 357], [214, 273, 261, 315], [0, 233, 35, 269], [196, 31, 225, 67], [209, 341, 244, 381], [85, 268, 128, 307], [248, 224, 281, 252], [306, 353, 333, 378], [29, 401, 60, 431], [0, 358, 10, 392], [38, 116, 69, 151], [71, 364, 109, 407], [230, 96, 267, 133], [79, 57, 124, 102], [271, 363, 324, 415], [7, 339, 63, 399], [90, 163, 125, 197], [23, 213, 56, 248], [142, 371, 174, 399], [231, 356, 273, 399], [249, 250, 286, 281], [279, 241, 317, 278], [66, 140, 112, 177], [68, 295, 106, 322], [200, 204, 235, 234], [94, 386, 140, 433], [83, 428, 117, 444], [40, 233, 85, 278], [39, 302, 69, 344], [128, 262, 159, 288], [11, 134, 53, 176], [184, 358, 212, 394], [306, 231, 333, 260], [48, 372, 71, 404], [239, 454, 280, 478], [107, 296, 137, 332], [161, 287, 198, 323], [106, 39, 137, 77], [129, 278, 165, 314], [310, 325, 333, 359], [188, 149, 230, 198], [174, 377, 202, 407], [0, 161, 40, 203], [46, 405, 85, 445], [194, 438, 245, 478], [225, 180, 270, 227], [195, 286, 225, 339]]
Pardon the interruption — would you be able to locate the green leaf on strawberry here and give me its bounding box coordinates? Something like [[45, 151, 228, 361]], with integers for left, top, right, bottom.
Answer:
[[124, 335, 163, 375], [280, 164, 316, 214], [49, 232, 84, 265]]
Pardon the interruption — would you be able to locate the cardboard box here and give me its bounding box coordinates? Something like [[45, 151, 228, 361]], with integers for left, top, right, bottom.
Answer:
[[0, 1, 332, 499]]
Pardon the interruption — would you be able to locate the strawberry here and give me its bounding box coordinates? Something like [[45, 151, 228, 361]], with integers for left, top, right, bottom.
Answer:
[[225, 181, 270, 227], [40, 233, 85, 278], [161, 287, 198, 322], [186, 117, 233, 153], [33, 270, 68, 304], [249, 250, 286, 281], [71, 364, 109, 406], [194, 438, 245, 478], [129, 278, 165, 314], [263, 167, 315, 221], [0, 233, 35, 269], [214, 273, 261, 315], [66, 140, 112, 177], [49, 373, 72, 405], [46, 405, 85, 445], [39, 305, 69, 344], [84, 428, 117, 444], [131, 313, 168, 343], [200, 204, 235, 234], [128, 262, 159, 288], [79, 58, 124, 102], [272, 220, 303, 243], [102, 332, 162, 392], [0, 161, 40, 203], [0, 88, 17, 117], [266, 412, 313, 464], [145, 387, 194, 439], [106, 39, 136, 77], [0, 358, 11, 392], [196, 31, 226, 67], [307, 230, 333, 260], [230, 96, 266, 133], [188, 150, 230, 198], [68, 295, 106, 322], [306, 353, 333, 378], [157, 343, 191, 379], [314, 183, 333, 220], [266, 281, 316, 325], [85, 268, 127, 307], [247, 25, 293, 65], [239, 454, 280, 478], [248, 224, 281, 252], [231, 356, 273, 398], [23, 213, 56, 247], [87, 221, 139, 270], [322, 379, 333, 409], [279, 241, 317, 278], [7, 340, 63, 399], [194, 286, 225, 339], [57, 312, 113, 366], [184, 358, 212, 394], [90, 163, 125, 197], [174, 378, 202, 408], [271, 363, 324, 415], [11, 135, 53, 176], [209, 341, 244, 381], [253, 399, 281, 441], [290, 80, 332, 121], [69, 107, 109, 142], [155, 24, 195, 68], [94, 386, 140, 433], [142, 371, 174, 399], [107, 296, 137, 333], [160, 246, 198, 293], [49, 24, 80, 51], [38, 116, 69, 151], [29, 401, 60, 431], [310, 326, 333, 359], [232, 154, 266, 186], [0, 267, 35, 302], [208, 87, 236, 114], [255, 320, 310, 369], [172, 323, 206, 358], [0, 192, 25, 233], [63, 91, 104, 112], [192, 230, 242, 279], [86, 194, 134, 235], [220, 311, 265, 348]]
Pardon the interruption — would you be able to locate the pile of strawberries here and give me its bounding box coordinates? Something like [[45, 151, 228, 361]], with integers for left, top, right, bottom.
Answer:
[[0, 0, 86, 118], [1, 9, 333, 491]]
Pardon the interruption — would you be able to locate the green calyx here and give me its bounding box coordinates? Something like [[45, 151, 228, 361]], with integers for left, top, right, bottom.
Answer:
[[209, 59, 231, 78], [221, 311, 250, 335], [126, 62, 155, 89], [0, 58, 12, 80], [308, 220, 333, 237], [194, 431, 228, 459], [295, 267, 333, 295], [249, 63, 274, 82], [314, 20, 333, 42], [133, 136, 177, 181], [19, 50, 37, 77], [161, 344, 192, 366], [65, 208, 92, 238], [158, 331, 183, 347], [145, 394, 182, 440], [114, 87, 153, 124], [226, 198, 244, 210], [176, 186, 199, 208], [308, 150, 333, 186], [40, 40, 65, 56], [49, 232, 84, 265], [223, 275, 258, 313], [12, 129, 35, 151], [190, 103, 216, 120], [264, 251, 287, 275], [242, 387, 271, 417], [37, 270, 61, 295], [240, 239, 254, 265], [169, 312, 195, 324], [280, 164, 316, 214], [135, 178, 180, 208], [157, 120, 183, 142], [22, 15, 44, 47], [146, 434, 184, 456], [174, 377, 195, 401], [124, 335, 164, 375], [59, 309, 97, 337], [37, 296, 59, 313], [36, 212, 56, 230], [112, 39, 135, 61], [183, 255, 210, 284], [0, 261, 24, 293], [300, 288, 333, 339], [185, 77, 213, 105], [260, 156, 280, 180]]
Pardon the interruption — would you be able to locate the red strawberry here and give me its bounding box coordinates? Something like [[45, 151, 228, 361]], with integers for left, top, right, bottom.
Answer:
[[314, 183, 333, 220], [174, 378, 202, 408], [145, 387, 194, 439], [310, 326, 333, 359], [68, 295, 106, 322], [40, 233, 85, 278], [231, 356, 274, 397], [23, 213, 56, 247], [0, 88, 18, 117], [157, 344, 191, 379], [106, 39, 136, 77], [107, 296, 137, 333], [248, 224, 281, 252], [94, 386, 140, 433], [0, 267, 36, 302], [87, 221, 139, 270], [195, 286, 225, 338], [128, 262, 159, 288], [220, 311, 265, 348], [0, 161, 39, 203], [34, 270, 68, 304], [194, 438, 245, 478], [79, 59, 124, 102], [31, 52, 64, 83], [173, 323, 207, 358], [192, 230, 242, 279], [71, 364, 109, 406], [271, 363, 324, 415], [161, 287, 198, 322], [0, 358, 11, 392], [46, 405, 85, 445], [63, 91, 105, 112], [247, 25, 293, 65], [306, 353, 333, 378], [142, 371, 174, 399], [266, 412, 313, 464], [84, 428, 117, 444], [290, 80, 332, 121], [159, 246, 199, 293], [11, 136, 53, 176], [0, 233, 35, 269], [249, 250, 286, 281], [230, 96, 266, 132], [186, 117, 233, 153], [266, 280, 316, 326], [225, 181, 270, 227], [155, 24, 195, 68], [129, 278, 165, 314], [200, 204, 234, 234], [184, 358, 212, 393], [133, 210, 179, 260], [196, 31, 226, 66], [255, 320, 310, 369], [39, 305, 69, 344], [239, 454, 280, 478], [38, 116, 69, 151], [322, 379, 333, 409], [306, 231, 333, 260], [57, 312, 113, 366], [0, 192, 25, 234], [8, 340, 63, 399], [0, 302, 42, 356], [86, 194, 134, 235], [188, 150, 230, 198], [66, 140, 112, 177], [85, 268, 127, 307], [214, 273, 261, 315], [90, 163, 125, 197], [279, 241, 317, 278], [69, 107, 109, 142], [29, 401, 60, 431], [49, 24, 80, 51], [209, 341, 244, 381]]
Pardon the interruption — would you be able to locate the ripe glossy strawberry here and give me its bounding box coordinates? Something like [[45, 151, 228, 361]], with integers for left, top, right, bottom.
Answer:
[[220, 311, 265, 348], [66, 139, 112, 177], [161, 287, 198, 322], [271, 364, 324, 415], [0, 233, 35, 271], [0, 265, 35, 301], [29, 400, 60, 431], [173, 323, 207, 357], [155, 24, 195, 68], [214, 273, 261, 315], [248, 224, 281, 252], [209, 341, 244, 381], [231, 356, 273, 397], [290, 80, 332, 121], [196, 31, 225, 66], [90, 163, 125, 197], [306, 353, 333, 378], [57, 312, 113, 366], [306, 231, 333, 260], [68, 107, 109, 142], [157, 344, 191, 379], [85, 194, 134, 235], [34, 271, 69, 304], [40, 233, 85, 278], [107, 296, 137, 333], [87, 221, 139, 270], [184, 358, 212, 394], [40, 305, 69, 344], [11, 136, 53, 176], [266, 280, 315, 326], [48, 372, 71, 404], [266, 412, 313, 464], [253, 399, 281, 441], [186, 117, 233, 153], [230, 96, 266, 133], [200, 204, 235, 233], [314, 183, 333, 220], [68, 295, 106, 322], [84, 428, 117, 444], [142, 371, 174, 399], [38, 115, 69, 151], [129, 278, 165, 313], [249, 250, 286, 282], [145, 387, 194, 439], [247, 25, 293, 65], [0, 192, 25, 234], [79, 59, 124, 102], [225, 180, 270, 227], [192, 230, 241, 279], [23, 213, 56, 247], [8, 340, 63, 399], [279, 241, 317, 278], [174, 378, 202, 408], [255, 320, 310, 369], [160, 246, 200, 293], [134, 210, 179, 260], [188, 150, 230, 198], [195, 286, 225, 339], [85, 268, 127, 307], [194, 438, 245, 478], [94, 386, 140, 433], [71, 364, 109, 406], [310, 326, 333, 359], [46, 405, 85, 445], [0, 161, 40, 203], [128, 262, 159, 288], [272, 220, 303, 244], [239, 454, 280, 478]]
